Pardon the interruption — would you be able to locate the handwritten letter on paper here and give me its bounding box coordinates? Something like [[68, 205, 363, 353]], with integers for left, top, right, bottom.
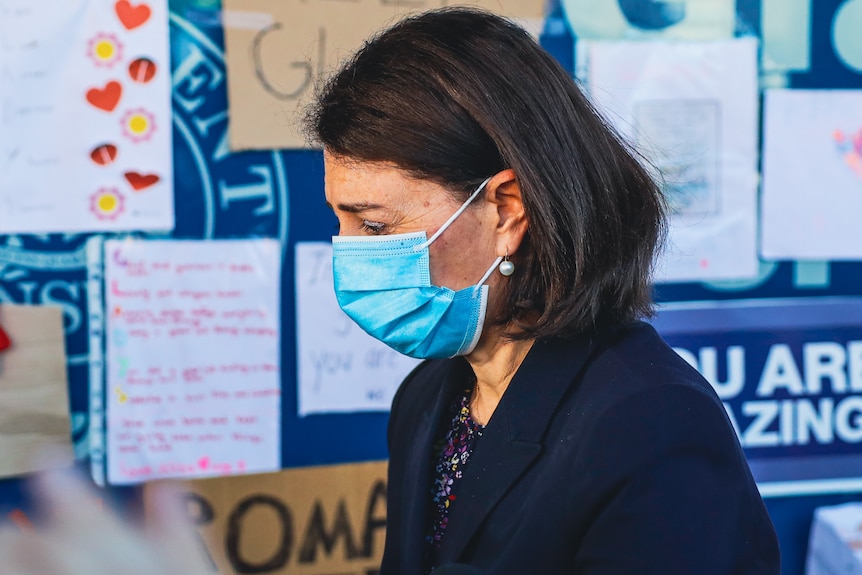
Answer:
[[0, 0, 173, 233], [295, 242, 420, 416], [222, 0, 544, 150], [583, 38, 759, 283], [104, 239, 281, 484]]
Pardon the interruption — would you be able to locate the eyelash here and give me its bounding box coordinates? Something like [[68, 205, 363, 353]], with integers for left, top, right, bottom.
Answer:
[[360, 220, 386, 234]]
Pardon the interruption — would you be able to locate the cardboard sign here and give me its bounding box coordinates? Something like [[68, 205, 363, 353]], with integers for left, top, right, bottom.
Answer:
[[0, 304, 73, 478], [147, 460, 388, 575], [222, 0, 544, 150]]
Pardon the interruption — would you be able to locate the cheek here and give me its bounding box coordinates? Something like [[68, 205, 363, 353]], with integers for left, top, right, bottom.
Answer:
[[428, 236, 495, 290], [428, 237, 470, 288]]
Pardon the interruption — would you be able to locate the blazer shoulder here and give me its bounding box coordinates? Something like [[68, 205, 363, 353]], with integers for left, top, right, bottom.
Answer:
[[588, 321, 722, 408], [573, 323, 741, 465]]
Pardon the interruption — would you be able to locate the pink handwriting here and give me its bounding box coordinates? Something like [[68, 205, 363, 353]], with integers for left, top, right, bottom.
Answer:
[[243, 327, 277, 337], [183, 365, 216, 383], [129, 395, 162, 405], [232, 432, 262, 444], [234, 388, 280, 398], [176, 263, 213, 275], [120, 464, 153, 479], [197, 433, 223, 442], [126, 368, 177, 386], [222, 309, 266, 320], [126, 262, 147, 277], [119, 457, 248, 479], [111, 281, 150, 300], [178, 290, 211, 300], [220, 363, 278, 374], [159, 462, 196, 475], [191, 307, 216, 319]]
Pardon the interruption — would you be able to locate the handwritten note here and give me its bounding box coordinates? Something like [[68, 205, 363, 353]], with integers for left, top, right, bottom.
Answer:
[[295, 242, 421, 416], [582, 38, 759, 283], [0, 0, 173, 233], [222, 0, 544, 150], [104, 239, 281, 485]]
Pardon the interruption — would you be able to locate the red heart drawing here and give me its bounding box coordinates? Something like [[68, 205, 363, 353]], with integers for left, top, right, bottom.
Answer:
[[86, 81, 122, 112], [115, 0, 151, 30], [124, 171, 160, 191], [197, 456, 210, 470]]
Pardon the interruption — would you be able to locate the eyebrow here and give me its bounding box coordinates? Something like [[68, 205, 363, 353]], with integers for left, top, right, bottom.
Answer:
[[326, 201, 386, 214]]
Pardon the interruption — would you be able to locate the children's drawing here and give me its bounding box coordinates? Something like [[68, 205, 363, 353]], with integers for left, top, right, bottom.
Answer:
[[834, 128, 862, 179], [634, 99, 720, 216], [0, 0, 172, 233], [762, 90, 862, 259]]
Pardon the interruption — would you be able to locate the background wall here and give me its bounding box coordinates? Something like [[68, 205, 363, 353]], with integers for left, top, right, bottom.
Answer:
[[0, 1, 860, 574]]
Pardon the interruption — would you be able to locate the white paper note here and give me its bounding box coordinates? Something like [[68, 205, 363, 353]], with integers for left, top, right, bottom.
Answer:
[[0, 0, 173, 233], [582, 38, 760, 283], [104, 239, 280, 484], [295, 242, 421, 416], [761, 90, 862, 260]]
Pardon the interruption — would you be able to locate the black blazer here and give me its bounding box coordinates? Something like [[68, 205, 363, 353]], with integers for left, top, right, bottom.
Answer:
[[382, 321, 780, 575]]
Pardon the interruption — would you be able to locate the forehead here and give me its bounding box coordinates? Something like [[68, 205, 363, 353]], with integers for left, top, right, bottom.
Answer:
[[323, 153, 410, 202], [323, 152, 455, 209]]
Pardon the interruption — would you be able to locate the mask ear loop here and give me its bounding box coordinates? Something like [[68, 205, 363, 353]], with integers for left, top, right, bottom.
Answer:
[[472, 256, 504, 294], [414, 176, 493, 252]]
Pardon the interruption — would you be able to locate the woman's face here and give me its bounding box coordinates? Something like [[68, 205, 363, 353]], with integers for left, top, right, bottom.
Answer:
[[324, 151, 501, 292]]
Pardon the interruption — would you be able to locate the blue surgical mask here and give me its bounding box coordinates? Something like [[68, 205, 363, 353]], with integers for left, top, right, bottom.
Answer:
[[331, 177, 502, 359]]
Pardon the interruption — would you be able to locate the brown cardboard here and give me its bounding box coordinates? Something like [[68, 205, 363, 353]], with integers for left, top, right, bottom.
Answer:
[[148, 460, 388, 574], [223, 0, 545, 150], [0, 304, 73, 477]]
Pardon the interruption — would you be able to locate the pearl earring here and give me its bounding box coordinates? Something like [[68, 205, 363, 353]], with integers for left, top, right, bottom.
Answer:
[[498, 250, 515, 276]]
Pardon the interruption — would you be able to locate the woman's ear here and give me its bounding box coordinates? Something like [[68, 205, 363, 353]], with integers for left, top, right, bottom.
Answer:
[[484, 169, 528, 256]]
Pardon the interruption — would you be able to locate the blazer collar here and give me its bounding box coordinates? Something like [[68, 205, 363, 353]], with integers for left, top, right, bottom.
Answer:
[[435, 325, 621, 563]]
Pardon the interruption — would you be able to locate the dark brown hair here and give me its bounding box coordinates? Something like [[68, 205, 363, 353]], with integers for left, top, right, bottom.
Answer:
[[307, 7, 666, 339]]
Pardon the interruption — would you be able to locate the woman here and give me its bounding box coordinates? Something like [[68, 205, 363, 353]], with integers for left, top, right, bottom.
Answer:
[[309, 7, 779, 574]]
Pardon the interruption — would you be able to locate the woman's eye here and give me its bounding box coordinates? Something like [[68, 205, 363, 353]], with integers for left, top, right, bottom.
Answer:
[[360, 220, 386, 234]]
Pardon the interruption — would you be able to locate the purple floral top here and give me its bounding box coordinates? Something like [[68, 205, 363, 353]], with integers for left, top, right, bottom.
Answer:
[[425, 387, 484, 565]]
